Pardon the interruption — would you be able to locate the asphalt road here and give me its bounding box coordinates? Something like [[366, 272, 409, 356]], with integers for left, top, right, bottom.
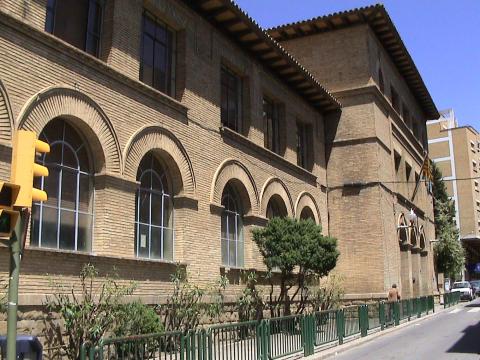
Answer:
[[332, 298, 480, 360]]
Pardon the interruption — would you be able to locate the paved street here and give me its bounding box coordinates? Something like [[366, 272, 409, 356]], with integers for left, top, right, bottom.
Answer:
[[332, 299, 480, 360]]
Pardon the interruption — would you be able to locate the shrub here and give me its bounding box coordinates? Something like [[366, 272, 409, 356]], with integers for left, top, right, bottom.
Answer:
[[45, 264, 136, 360], [114, 301, 164, 337], [236, 270, 264, 322], [159, 267, 228, 333]]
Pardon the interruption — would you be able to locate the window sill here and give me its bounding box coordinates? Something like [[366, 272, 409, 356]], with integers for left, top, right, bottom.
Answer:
[[220, 126, 317, 184], [23, 246, 188, 267]]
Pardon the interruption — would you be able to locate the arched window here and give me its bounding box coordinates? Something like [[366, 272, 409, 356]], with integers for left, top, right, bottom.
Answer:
[[300, 207, 315, 222], [221, 184, 244, 267], [266, 195, 287, 220], [135, 152, 174, 260], [31, 119, 94, 251]]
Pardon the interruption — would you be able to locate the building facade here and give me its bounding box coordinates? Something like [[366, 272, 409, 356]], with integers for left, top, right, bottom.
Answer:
[[0, 0, 340, 324], [268, 5, 438, 299], [0, 0, 438, 340], [427, 109, 480, 280]]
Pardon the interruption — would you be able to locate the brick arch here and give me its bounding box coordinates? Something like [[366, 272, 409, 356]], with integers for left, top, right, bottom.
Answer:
[[123, 125, 196, 197], [260, 177, 294, 218], [294, 191, 320, 224], [410, 225, 419, 247], [419, 225, 426, 250], [16, 85, 121, 174], [0, 80, 14, 142], [211, 159, 259, 215], [397, 213, 409, 243]]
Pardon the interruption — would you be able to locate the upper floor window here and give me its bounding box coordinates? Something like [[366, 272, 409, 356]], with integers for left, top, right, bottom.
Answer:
[[391, 86, 400, 114], [263, 97, 281, 154], [296, 121, 312, 169], [45, 0, 103, 57], [31, 119, 94, 252], [221, 66, 242, 132], [405, 163, 412, 181], [140, 11, 176, 96], [394, 151, 401, 175]]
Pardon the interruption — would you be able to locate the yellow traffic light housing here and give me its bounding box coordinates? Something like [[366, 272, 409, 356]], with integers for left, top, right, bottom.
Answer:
[[11, 130, 50, 208], [0, 182, 20, 238]]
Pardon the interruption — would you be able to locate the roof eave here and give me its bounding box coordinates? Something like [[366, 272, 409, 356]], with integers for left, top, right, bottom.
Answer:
[[182, 0, 341, 113]]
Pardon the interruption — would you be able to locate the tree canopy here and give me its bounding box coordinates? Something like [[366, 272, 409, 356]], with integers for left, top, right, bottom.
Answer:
[[252, 217, 338, 315]]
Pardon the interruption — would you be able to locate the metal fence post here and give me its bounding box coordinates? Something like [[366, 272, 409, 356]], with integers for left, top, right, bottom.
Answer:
[[379, 302, 385, 330], [360, 305, 368, 337], [394, 302, 400, 326], [336, 310, 344, 345], [302, 314, 314, 357]]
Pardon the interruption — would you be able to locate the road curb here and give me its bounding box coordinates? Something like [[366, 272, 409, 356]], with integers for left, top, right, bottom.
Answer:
[[306, 302, 464, 359]]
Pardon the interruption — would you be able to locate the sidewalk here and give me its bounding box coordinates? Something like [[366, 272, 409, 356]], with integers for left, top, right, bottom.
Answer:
[[306, 302, 460, 359]]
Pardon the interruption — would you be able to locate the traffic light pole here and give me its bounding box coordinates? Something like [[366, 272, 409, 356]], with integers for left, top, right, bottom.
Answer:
[[6, 209, 29, 360]]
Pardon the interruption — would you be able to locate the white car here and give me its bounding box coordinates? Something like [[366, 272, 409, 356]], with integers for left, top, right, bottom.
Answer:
[[450, 281, 473, 301]]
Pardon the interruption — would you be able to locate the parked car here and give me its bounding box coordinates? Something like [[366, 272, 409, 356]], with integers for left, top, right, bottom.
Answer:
[[470, 280, 480, 297], [450, 281, 474, 301]]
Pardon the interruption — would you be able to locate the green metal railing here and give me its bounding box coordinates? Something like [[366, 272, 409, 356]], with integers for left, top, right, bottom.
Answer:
[[80, 294, 439, 360], [268, 314, 304, 359], [313, 309, 338, 346], [444, 292, 461, 308]]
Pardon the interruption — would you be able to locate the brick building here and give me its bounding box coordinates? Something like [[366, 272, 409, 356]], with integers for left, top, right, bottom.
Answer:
[[268, 4, 438, 299], [427, 109, 480, 280], [0, 0, 437, 333]]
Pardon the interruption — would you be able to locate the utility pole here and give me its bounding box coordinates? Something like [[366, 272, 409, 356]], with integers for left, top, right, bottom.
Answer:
[[6, 209, 29, 360]]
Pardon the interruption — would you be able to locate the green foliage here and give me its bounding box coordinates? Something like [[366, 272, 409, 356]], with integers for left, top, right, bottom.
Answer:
[[45, 264, 136, 360], [307, 275, 345, 311], [159, 267, 228, 333], [252, 217, 339, 315], [114, 302, 164, 337], [434, 200, 465, 279], [431, 162, 465, 279], [236, 270, 264, 322]]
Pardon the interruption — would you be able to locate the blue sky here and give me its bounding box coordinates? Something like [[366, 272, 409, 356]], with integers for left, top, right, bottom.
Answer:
[[235, 0, 479, 127]]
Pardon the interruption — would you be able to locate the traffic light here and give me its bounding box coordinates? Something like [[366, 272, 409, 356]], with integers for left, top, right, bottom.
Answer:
[[0, 182, 20, 237], [11, 130, 50, 208]]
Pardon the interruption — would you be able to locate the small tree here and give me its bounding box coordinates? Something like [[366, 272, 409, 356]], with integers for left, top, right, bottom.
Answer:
[[434, 200, 465, 279], [431, 162, 465, 279], [252, 217, 338, 316]]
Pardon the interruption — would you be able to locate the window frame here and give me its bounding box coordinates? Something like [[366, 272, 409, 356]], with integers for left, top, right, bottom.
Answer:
[[296, 121, 310, 169], [135, 153, 175, 261], [32, 120, 94, 252], [44, 0, 104, 57], [220, 185, 244, 268], [263, 96, 281, 154], [139, 10, 177, 97], [221, 65, 242, 133]]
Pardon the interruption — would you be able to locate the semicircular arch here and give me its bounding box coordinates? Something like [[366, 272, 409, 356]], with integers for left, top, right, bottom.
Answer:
[[0, 80, 14, 142], [398, 213, 409, 244], [260, 177, 294, 218], [16, 86, 121, 174], [123, 125, 196, 196], [211, 159, 258, 215], [294, 191, 320, 224]]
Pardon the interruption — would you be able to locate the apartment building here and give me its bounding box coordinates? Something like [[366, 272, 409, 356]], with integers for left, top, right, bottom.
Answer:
[[268, 4, 438, 299], [427, 109, 480, 280]]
